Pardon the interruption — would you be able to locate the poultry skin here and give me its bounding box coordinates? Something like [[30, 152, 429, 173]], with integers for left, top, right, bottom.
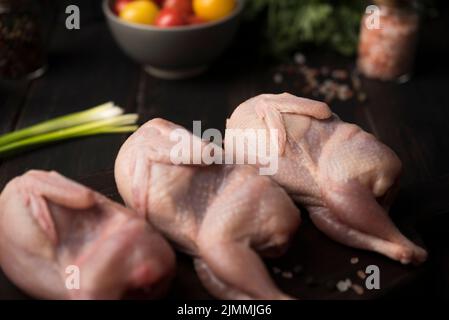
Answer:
[[0, 170, 175, 299], [115, 118, 300, 299], [225, 93, 427, 265]]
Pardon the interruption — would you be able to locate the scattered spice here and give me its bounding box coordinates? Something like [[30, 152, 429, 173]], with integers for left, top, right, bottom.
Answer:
[[351, 284, 365, 295], [336, 278, 352, 292], [331, 69, 348, 80], [357, 270, 366, 280], [294, 52, 306, 65], [273, 72, 284, 84], [337, 85, 353, 101], [275, 54, 368, 105], [350, 257, 359, 265], [351, 73, 362, 90], [397, 74, 411, 84]]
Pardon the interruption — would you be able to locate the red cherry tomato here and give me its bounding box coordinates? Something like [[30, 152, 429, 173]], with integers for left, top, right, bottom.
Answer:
[[154, 0, 165, 6], [114, 0, 133, 14], [155, 8, 186, 27], [163, 0, 192, 17], [187, 15, 206, 25]]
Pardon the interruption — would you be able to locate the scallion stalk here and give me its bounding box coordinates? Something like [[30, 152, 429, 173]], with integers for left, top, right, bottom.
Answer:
[[77, 125, 139, 135], [0, 102, 123, 147], [0, 116, 138, 158], [0, 104, 139, 158]]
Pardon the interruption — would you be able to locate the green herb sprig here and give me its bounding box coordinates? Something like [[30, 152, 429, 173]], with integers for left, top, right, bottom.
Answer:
[[244, 0, 365, 57]]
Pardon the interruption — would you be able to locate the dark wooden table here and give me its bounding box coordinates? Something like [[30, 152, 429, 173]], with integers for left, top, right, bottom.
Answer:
[[1, 1, 448, 300]]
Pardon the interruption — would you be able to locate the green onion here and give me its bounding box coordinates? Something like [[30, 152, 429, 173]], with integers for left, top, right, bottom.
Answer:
[[0, 102, 123, 147], [78, 125, 139, 135], [0, 103, 139, 159]]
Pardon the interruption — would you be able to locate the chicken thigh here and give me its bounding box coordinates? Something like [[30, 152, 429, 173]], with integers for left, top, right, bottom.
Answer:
[[0, 170, 175, 299], [225, 93, 427, 265], [115, 118, 300, 300]]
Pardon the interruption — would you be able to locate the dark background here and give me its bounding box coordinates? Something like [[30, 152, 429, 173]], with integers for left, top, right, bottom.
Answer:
[[0, 0, 449, 300]]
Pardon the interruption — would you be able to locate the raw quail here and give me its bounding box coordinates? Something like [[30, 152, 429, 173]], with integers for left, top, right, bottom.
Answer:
[[0, 170, 175, 299], [225, 93, 427, 265], [115, 118, 300, 299]]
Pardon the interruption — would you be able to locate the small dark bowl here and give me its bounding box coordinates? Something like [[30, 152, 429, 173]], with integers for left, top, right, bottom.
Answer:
[[103, 0, 244, 79]]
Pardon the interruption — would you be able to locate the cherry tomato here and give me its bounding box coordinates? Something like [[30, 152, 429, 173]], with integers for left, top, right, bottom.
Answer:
[[155, 8, 186, 27], [120, 0, 160, 25], [163, 0, 193, 17], [114, 0, 133, 14], [187, 15, 206, 25], [193, 0, 236, 21]]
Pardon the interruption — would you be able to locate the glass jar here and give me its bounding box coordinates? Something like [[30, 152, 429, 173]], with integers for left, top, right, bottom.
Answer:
[[357, 0, 419, 81], [0, 0, 46, 80]]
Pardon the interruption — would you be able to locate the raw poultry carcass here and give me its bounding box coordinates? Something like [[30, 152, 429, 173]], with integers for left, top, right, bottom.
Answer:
[[115, 118, 300, 300], [0, 170, 175, 299], [225, 93, 427, 265]]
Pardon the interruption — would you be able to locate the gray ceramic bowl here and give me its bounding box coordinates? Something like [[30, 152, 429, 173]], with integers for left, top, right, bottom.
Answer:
[[103, 0, 244, 79]]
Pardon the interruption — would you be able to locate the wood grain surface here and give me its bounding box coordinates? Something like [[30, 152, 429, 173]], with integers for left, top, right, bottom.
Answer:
[[0, 0, 448, 299]]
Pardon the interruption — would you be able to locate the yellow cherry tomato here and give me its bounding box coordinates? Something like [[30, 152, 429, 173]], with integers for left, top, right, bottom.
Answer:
[[120, 1, 159, 25], [193, 0, 236, 22]]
